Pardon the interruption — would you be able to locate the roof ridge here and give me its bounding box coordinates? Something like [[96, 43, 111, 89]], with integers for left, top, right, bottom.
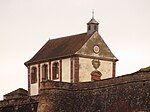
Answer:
[[25, 32, 92, 65], [49, 32, 87, 41]]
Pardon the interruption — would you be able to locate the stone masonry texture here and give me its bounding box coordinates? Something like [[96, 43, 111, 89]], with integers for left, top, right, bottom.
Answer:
[[0, 71, 150, 112], [38, 71, 150, 112]]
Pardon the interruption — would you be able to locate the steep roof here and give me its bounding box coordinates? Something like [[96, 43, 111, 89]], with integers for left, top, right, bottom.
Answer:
[[87, 18, 99, 24], [25, 33, 92, 65], [138, 66, 150, 73], [4, 88, 28, 100]]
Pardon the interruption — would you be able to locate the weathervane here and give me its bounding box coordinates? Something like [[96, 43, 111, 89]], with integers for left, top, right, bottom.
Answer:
[[92, 9, 94, 19]]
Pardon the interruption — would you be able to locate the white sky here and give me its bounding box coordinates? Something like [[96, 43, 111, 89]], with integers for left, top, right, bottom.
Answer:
[[0, 0, 150, 100]]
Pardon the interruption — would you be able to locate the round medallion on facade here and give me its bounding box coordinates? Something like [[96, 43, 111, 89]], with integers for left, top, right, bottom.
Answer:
[[93, 45, 100, 53]]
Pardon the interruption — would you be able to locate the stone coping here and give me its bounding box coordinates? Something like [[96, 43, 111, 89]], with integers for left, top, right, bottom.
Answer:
[[40, 72, 150, 93]]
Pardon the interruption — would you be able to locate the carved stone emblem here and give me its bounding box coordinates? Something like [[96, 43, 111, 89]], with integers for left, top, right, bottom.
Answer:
[[91, 70, 102, 81], [92, 59, 100, 69], [91, 59, 102, 81]]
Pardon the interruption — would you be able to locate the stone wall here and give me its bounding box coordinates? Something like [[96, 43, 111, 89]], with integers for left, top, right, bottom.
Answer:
[[38, 72, 150, 112], [0, 71, 150, 112], [0, 95, 38, 112]]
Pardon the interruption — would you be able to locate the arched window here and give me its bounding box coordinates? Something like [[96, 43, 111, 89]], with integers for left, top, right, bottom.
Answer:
[[42, 64, 48, 81], [31, 67, 37, 84], [52, 62, 59, 80]]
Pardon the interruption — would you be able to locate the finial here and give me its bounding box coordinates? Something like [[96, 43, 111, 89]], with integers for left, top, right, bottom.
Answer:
[[92, 9, 94, 19]]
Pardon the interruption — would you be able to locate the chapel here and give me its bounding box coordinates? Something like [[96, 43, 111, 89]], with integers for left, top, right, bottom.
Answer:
[[24, 15, 118, 96], [1, 15, 149, 112]]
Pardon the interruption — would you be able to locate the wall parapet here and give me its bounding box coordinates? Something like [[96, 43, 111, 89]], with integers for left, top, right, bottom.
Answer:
[[0, 95, 39, 112], [38, 72, 150, 112], [1, 71, 150, 112], [40, 72, 150, 92]]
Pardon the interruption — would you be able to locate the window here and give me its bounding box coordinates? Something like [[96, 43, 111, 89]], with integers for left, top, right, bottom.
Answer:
[[42, 64, 48, 81], [31, 67, 37, 84], [52, 62, 59, 80], [94, 25, 97, 30], [88, 25, 91, 30]]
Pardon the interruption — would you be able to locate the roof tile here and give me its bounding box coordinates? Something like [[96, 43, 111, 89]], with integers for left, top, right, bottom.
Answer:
[[25, 33, 91, 65]]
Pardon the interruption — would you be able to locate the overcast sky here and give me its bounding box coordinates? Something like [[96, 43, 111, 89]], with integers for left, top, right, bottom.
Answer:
[[0, 0, 150, 100]]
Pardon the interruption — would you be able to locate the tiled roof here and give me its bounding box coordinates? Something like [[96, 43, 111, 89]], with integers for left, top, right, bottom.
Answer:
[[4, 88, 28, 100], [25, 33, 92, 65], [138, 66, 150, 73]]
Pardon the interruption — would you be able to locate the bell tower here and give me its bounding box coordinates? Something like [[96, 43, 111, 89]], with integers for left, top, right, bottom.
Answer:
[[87, 10, 99, 35]]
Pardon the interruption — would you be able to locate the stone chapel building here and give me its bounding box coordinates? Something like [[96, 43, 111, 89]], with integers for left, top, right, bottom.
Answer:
[[1, 16, 150, 112], [24, 16, 118, 96]]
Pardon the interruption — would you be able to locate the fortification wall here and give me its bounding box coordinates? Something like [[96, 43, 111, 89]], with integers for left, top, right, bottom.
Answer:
[[0, 72, 150, 112], [38, 72, 150, 112], [0, 96, 38, 112]]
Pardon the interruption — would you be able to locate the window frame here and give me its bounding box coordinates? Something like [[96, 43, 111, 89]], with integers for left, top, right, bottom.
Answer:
[[94, 25, 97, 30], [52, 62, 59, 80], [88, 25, 91, 30], [42, 64, 48, 81], [31, 67, 37, 84]]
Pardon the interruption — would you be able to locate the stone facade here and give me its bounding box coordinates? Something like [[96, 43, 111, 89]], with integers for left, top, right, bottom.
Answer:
[[0, 89, 38, 112], [37, 71, 150, 112], [0, 70, 150, 112], [25, 17, 118, 96], [1, 16, 149, 111]]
